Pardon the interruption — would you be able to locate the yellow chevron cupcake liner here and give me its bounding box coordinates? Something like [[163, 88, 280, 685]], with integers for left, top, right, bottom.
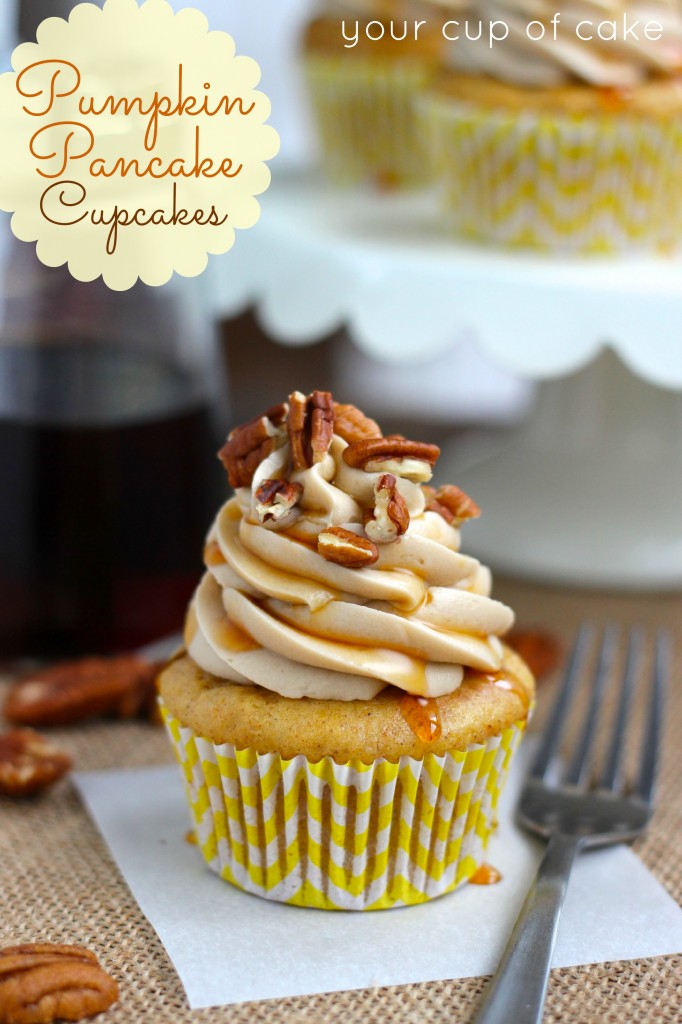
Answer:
[[161, 702, 526, 911], [422, 97, 682, 253], [304, 56, 434, 188]]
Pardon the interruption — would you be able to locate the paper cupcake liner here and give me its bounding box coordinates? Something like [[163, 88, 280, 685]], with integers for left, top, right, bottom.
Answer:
[[161, 702, 526, 911], [304, 55, 434, 188], [421, 96, 682, 252]]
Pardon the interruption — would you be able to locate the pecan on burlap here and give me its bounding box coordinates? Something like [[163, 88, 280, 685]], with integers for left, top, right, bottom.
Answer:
[[3, 656, 161, 728], [0, 730, 72, 798], [0, 943, 118, 1024], [507, 629, 562, 682]]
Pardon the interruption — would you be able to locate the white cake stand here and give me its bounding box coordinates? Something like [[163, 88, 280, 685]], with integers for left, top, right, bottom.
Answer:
[[204, 171, 682, 589]]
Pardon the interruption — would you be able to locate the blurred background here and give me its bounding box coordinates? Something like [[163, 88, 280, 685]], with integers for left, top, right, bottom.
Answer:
[[2, 0, 531, 428], [1, 0, 680, 660]]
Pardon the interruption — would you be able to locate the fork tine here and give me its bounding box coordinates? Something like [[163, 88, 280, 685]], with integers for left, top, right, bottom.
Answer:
[[599, 627, 642, 790], [564, 624, 619, 787], [530, 622, 594, 781], [635, 630, 670, 804]]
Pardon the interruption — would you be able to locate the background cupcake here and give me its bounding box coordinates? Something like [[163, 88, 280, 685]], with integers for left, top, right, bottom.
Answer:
[[422, 0, 682, 251], [302, 1, 443, 187], [159, 391, 535, 910]]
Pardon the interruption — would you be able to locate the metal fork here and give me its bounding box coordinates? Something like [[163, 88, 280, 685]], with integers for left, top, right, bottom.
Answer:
[[472, 624, 670, 1024]]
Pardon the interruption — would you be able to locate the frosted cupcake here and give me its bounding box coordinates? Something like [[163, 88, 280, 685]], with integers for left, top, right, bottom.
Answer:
[[159, 392, 534, 910], [422, 0, 682, 251], [302, 1, 443, 187]]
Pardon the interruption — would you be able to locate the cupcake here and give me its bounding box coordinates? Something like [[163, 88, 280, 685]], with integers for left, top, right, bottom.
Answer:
[[302, 1, 443, 187], [421, 0, 682, 251], [159, 391, 534, 910]]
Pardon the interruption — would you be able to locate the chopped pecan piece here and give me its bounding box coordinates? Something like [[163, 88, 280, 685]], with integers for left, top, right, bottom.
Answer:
[[507, 629, 562, 682], [0, 943, 118, 1023], [318, 526, 379, 568], [364, 474, 409, 544], [333, 402, 382, 444], [254, 479, 303, 529], [3, 656, 161, 728], [424, 484, 481, 525], [0, 730, 72, 798], [342, 437, 439, 482], [218, 402, 289, 488], [287, 391, 335, 471]]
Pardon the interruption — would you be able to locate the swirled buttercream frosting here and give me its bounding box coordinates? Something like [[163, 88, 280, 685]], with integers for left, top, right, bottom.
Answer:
[[185, 392, 513, 701], [428, 0, 682, 86]]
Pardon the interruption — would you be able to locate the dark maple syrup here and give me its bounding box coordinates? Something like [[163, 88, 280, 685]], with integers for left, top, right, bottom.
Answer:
[[0, 343, 223, 656]]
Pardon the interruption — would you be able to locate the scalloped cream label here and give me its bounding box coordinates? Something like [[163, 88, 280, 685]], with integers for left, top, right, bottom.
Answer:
[[0, 0, 280, 289]]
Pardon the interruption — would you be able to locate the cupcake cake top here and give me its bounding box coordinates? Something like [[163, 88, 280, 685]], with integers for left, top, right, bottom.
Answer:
[[429, 0, 682, 87], [185, 391, 514, 702]]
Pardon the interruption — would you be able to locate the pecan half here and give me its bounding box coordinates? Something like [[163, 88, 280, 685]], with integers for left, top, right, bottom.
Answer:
[[342, 437, 440, 482], [317, 526, 379, 568], [218, 402, 289, 488], [0, 730, 72, 798], [254, 479, 303, 529], [333, 403, 382, 444], [287, 391, 335, 471], [3, 656, 161, 728], [0, 943, 118, 1023], [364, 474, 409, 544], [424, 484, 481, 525]]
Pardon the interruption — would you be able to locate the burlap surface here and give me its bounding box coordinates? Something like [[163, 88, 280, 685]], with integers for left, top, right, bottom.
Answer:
[[1, 578, 680, 1023]]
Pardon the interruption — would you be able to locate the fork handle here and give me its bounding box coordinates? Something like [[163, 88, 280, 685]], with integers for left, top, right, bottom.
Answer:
[[471, 833, 583, 1024]]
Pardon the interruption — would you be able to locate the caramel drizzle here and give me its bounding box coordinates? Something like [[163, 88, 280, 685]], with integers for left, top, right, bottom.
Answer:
[[399, 694, 442, 743], [204, 540, 226, 566], [214, 616, 260, 653], [465, 667, 531, 716], [469, 863, 502, 886]]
